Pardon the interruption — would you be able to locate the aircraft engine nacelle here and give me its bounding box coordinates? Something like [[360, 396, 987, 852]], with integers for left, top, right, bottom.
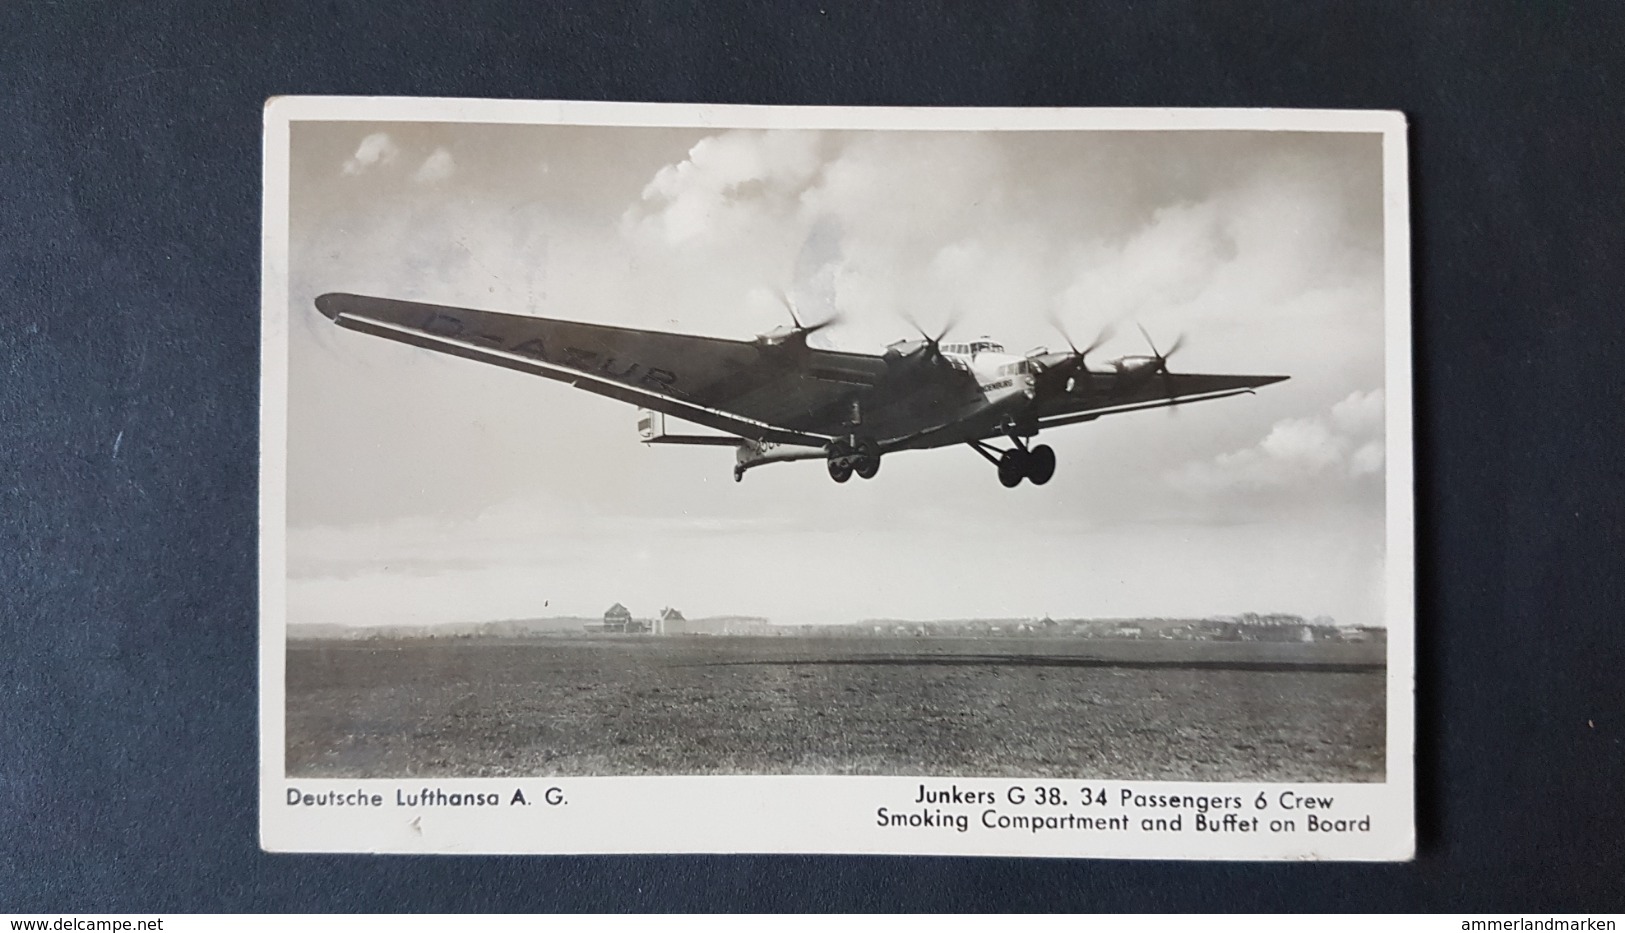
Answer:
[[1027, 351, 1088, 395], [1113, 357, 1163, 383], [754, 324, 802, 348], [883, 337, 929, 360], [881, 338, 955, 377]]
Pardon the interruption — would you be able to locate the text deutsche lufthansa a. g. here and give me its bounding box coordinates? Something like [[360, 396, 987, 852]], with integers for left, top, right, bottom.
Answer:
[[286, 786, 565, 809]]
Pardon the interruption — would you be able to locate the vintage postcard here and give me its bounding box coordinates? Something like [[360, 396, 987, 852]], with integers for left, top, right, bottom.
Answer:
[[260, 98, 1413, 858]]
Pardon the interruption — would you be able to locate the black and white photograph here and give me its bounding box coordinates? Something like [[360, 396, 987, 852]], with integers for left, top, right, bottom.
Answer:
[[260, 99, 1412, 858]]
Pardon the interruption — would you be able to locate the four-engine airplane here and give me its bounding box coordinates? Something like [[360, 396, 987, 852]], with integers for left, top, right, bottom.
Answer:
[[314, 292, 1287, 487]]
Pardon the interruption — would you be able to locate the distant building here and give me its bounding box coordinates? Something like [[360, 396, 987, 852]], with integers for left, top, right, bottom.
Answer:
[[657, 606, 685, 635], [588, 602, 651, 634]]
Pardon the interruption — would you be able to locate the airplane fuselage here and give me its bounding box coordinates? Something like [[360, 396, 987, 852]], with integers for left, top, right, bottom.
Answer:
[[939, 339, 1038, 424]]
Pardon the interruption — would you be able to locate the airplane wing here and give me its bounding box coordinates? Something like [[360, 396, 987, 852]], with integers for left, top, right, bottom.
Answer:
[[1030, 372, 1289, 431], [313, 293, 956, 445]]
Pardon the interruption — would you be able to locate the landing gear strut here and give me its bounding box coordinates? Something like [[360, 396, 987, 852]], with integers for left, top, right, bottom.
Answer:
[[970, 435, 1056, 488]]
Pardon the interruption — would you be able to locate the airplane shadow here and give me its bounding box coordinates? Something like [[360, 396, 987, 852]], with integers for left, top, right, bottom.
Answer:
[[687, 655, 1386, 675]]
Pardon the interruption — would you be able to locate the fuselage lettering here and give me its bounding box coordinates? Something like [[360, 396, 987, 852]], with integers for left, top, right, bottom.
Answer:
[[640, 367, 678, 391], [509, 338, 549, 360], [562, 346, 600, 369], [422, 312, 465, 337], [600, 357, 641, 380]]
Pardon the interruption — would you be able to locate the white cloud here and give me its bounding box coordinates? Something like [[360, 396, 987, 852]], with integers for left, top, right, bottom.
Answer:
[[1059, 200, 1231, 324], [1331, 386, 1385, 436], [342, 132, 400, 175], [623, 130, 824, 246], [614, 129, 1382, 373], [413, 147, 456, 184], [1168, 389, 1385, 496], [1350, 440, 1386, 477], [620, 129, 1066, 350]]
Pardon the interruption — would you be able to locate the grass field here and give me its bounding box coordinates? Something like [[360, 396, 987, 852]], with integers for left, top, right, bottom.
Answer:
[[285, 635, 1386, 781]]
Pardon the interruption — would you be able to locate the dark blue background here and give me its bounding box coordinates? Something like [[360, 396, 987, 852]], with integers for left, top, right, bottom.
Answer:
[[2, 0, 1621, 912]]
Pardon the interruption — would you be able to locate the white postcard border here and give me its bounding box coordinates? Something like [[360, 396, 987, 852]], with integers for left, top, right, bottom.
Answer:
[[259, 98, 1413, 859]]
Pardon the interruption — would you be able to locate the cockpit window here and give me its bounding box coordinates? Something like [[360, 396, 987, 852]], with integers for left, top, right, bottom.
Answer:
[[947, 340, 1007, 356]]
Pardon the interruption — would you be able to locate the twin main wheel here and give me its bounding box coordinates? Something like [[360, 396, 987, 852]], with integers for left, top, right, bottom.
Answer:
[[997, 444, 1056, 487], [827, 440, 881, 483]]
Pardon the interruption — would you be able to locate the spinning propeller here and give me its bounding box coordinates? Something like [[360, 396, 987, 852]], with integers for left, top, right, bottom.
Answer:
[[756, 290, 842, 347], [899, 309, 960, 364], [1042, 315, 1115, 391], [1134, 323, 1188, 406], [1049, 314, 1115, 363], [776, 289, 843, 338]]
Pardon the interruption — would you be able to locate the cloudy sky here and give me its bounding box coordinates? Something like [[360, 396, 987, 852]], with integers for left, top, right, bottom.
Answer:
[[281, 118, 1391, 628]]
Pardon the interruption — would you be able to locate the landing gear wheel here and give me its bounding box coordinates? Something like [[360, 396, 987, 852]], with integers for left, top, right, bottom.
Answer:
[[1026, 444, 1056, 485], [854, 438, 881, 479], [998, 450, 1027, 488], [828, 459, 853, 483]]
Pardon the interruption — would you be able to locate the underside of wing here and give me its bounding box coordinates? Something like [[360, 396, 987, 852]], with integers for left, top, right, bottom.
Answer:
[[1032, 371, 1289, 430], [314, 293, 978, 444], [316, 293, 862, 444]]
